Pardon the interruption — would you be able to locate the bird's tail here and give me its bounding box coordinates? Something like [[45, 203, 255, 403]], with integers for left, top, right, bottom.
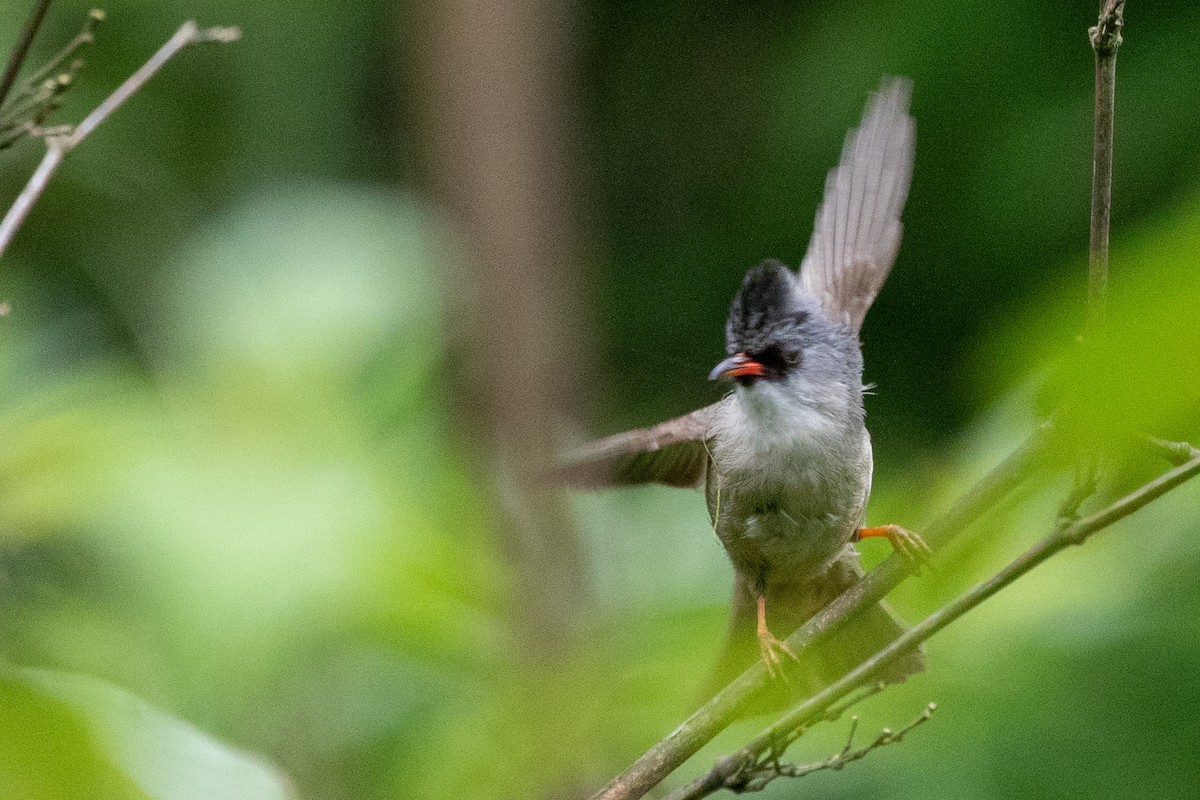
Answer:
[[706, 557, 923, 703]]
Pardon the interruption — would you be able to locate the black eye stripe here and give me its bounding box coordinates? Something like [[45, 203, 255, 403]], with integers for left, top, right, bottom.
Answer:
[[749, 344, 801, 374], [761, 346, 786, 369]]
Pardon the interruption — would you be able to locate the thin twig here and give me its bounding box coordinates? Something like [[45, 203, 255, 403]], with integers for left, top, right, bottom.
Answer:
[[18, 9, 105, 92], [0, 21, 241, 259], [668, 452, 1200, 800], [1059, 0, 1125, 603], [65, 22, 240, 149], [0, 0, 53, 110], [590, 427, 1052, 800], [769, 680, 888, 762], [0, 142, 64, 256], [1148, 437, 1200, 467], [672, 703, 936, 800], [793, 706, 934, 780], [1087, 0, 1124, 338], [812, 680, 886, 731]]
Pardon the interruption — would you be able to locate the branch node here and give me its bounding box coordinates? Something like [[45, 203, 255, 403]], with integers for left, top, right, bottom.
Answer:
[[192, 25, 243, 45], [1089, 1, 1125, 56], [1057, 463, 1098, 529], [1147, 437, 1200, 467], [26, 122, 72, 138]]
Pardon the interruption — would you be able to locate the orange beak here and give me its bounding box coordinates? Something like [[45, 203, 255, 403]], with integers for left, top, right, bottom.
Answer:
[[709, 352, 766, 381]]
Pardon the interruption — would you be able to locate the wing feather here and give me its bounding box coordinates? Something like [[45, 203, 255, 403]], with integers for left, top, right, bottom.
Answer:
[[557, 403, 720, 489], [798, 77, 915, 333]]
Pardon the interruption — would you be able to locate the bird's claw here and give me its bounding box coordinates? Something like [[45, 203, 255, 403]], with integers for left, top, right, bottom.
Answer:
[[857, 524, 934, 573], [890, 525, 934, 570], [757, 628, 799, 680]]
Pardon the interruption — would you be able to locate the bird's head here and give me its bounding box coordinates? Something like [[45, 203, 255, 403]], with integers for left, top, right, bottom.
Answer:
[[709, 257, 864, 414], [709, 260, 813, 386]]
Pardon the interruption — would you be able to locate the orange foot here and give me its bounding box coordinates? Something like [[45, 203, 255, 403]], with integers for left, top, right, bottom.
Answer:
[[755, 594, 798, 678], [856, 523, 934, 570]]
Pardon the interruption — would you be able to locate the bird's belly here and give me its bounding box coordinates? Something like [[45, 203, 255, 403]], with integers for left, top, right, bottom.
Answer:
[[733, 507, 852, 585], [706, 395, 873, 588], [712, 464, 867, 587]]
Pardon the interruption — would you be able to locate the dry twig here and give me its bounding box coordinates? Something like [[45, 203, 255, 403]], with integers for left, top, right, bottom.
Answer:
[[673, 704, 936, 799], [0, 0, 54, 110], [0, 20, 240, 259], [0, 9, 104, 150], [1087, 0, 1124, 337]]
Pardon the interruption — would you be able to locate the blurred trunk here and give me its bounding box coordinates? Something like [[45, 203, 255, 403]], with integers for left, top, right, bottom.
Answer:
[[414, 0, 592, 662]]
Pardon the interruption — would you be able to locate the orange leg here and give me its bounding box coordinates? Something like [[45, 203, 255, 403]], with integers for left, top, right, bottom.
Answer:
[[856, 523, 933, 569], [755, 594, 798, 678]]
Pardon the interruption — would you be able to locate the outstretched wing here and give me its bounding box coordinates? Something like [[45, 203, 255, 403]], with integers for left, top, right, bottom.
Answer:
[[798, 77, 915, 333], [557, 403, 721, 489]]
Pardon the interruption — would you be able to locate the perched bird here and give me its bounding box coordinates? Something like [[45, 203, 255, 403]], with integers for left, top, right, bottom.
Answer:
[[562, 78, 928, 691]]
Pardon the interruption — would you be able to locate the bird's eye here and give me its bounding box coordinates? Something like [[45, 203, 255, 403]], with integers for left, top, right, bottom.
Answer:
[[754, 345, 801, 374]]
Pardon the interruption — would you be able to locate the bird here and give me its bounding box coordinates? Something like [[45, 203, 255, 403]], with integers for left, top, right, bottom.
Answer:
[[561, 77, 928, 692]]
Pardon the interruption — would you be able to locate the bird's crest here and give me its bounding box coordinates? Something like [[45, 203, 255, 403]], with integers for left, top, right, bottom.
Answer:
[[725, 260, 805, 354]]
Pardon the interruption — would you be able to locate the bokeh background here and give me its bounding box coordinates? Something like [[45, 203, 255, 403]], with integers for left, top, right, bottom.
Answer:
[[1, 1, 1200, 798]]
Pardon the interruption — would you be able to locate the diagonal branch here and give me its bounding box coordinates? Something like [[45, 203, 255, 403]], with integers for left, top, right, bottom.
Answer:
[[0, 20, 241, 260], [669, 450, 1200, 800], [0, 0, 53, 110]]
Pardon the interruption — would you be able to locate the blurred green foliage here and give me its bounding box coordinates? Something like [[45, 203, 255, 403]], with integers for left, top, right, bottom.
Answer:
[[0, 2, 1197, 799], [2, 665, 294, 799]]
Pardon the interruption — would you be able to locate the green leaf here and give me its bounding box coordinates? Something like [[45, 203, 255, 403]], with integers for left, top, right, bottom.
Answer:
[[3, 667, 295, 800]]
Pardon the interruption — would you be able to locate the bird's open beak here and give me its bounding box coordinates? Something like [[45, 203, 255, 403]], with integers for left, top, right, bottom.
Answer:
[[709, 352, 766, 381]]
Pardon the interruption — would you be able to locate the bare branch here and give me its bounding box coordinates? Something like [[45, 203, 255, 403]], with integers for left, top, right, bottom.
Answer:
[[65, 21, 240, 149], [1087, 0, 1124, 338], [0, 141, 64, 258], [0, 21, 241, 260], [17, 9, 104, 93], [667, 451, 1200, 800], [0, 7, 99, 150], [0, 0, 53, 109], [742, 704, 937, 796]]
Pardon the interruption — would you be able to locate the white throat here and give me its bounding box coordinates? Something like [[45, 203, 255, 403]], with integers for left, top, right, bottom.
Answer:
[[711, 372, 861, 475]]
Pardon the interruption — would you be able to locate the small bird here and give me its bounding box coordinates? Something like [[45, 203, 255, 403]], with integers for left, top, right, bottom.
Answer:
[[562, 78, 928, 691]]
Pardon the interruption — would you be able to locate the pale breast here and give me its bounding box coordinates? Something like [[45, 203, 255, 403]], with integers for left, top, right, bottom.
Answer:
[[706, 388, 872, 587]]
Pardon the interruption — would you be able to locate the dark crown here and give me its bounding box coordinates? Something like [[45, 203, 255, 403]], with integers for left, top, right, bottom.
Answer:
[[725, 259, 806, 354]]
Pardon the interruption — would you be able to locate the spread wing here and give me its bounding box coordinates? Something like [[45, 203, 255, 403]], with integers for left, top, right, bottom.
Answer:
[[798, 77, 915, 334], [557, 402, 721, 489]]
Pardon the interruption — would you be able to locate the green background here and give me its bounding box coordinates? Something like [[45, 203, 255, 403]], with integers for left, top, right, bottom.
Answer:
[[1, 1, 1199, 798]]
